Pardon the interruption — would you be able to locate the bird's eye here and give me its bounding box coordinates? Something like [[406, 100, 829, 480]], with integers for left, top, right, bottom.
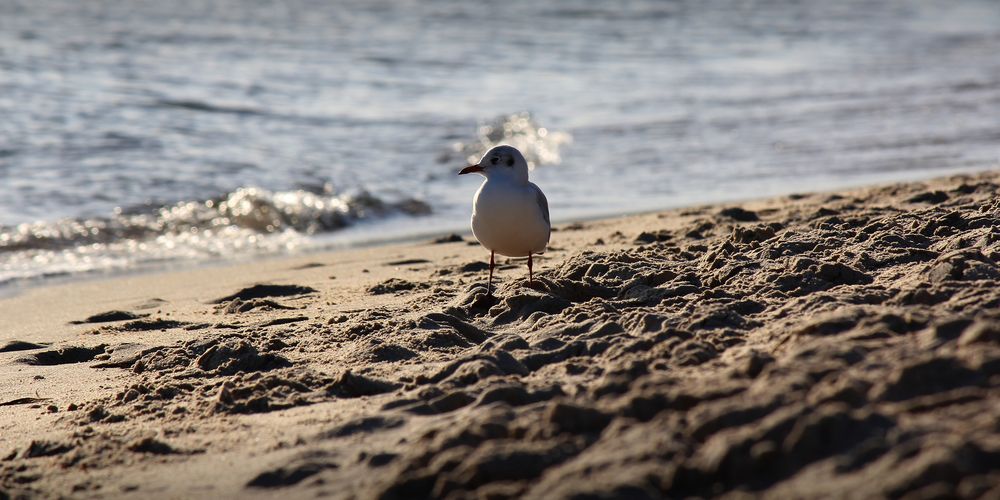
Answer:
[[506, 156, 515, 167], [490, 157, 499, 165]]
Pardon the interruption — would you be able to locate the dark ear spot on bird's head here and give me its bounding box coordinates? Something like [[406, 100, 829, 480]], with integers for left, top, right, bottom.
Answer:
[[506, 156, 515, 167]]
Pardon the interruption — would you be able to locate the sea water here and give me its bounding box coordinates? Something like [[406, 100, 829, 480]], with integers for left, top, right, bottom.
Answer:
[[1, 0, 998, 285]]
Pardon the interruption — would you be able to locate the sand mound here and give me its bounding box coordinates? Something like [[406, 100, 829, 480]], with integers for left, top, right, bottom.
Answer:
[[3, 172, 999, 498]]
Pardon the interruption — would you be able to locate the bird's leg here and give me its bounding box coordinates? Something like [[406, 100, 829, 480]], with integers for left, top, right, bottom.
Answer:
[[488, 250, 495, 296], [528, 253, 533, 284]]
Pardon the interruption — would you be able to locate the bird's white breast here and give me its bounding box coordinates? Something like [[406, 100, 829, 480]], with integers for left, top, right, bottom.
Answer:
[[471, 179, 550, 257]]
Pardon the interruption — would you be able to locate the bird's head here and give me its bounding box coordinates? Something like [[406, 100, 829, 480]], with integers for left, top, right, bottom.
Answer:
[[458, 145, 529, 184]]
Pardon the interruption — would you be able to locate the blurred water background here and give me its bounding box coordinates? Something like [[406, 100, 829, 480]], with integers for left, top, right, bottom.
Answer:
[[1, 0, 999, 286]]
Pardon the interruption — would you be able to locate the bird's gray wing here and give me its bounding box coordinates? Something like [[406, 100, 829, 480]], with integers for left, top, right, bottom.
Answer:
[[531, 183, 550, 225]]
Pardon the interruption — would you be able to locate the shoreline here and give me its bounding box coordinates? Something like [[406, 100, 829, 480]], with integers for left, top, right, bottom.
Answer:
[[4, 163, 997, 298], [3, 170, 1000, 498]]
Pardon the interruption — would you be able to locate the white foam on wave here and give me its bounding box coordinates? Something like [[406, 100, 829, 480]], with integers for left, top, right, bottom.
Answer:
[[448, 112, 573, 170], [0, 186, 430, 286]]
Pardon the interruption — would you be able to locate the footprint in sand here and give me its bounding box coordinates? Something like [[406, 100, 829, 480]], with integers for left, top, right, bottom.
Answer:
[[211, 284, 317, 304], [69, 310, 149, 325], [16, 345, 106, 365], [0, 340, 50, 352]]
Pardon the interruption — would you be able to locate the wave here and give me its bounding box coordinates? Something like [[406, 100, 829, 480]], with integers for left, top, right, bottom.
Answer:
[[1, 187, 430, 253], [152, 98, 265, 116], [0, 187, 430, 285], [441, 112, 572, 169]]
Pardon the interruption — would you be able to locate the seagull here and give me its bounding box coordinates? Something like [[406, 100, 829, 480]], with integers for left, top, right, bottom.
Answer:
[[459, 144, 550, 296]]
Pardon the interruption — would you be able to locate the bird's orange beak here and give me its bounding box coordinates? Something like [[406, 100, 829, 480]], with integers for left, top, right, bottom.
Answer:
[[458, 164, 483, 175]]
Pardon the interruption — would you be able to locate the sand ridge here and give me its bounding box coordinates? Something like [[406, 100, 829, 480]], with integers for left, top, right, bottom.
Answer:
[[2, 172, 1000, 498]]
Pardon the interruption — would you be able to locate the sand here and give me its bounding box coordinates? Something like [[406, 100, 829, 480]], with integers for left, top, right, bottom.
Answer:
[[2, 172, 1000, 499]]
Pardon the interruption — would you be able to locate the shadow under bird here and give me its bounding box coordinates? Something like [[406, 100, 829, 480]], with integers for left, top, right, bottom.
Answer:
[[459, 145, 550, 295]]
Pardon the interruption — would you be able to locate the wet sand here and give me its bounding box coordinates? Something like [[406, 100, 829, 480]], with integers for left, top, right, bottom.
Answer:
[[2, 172, 1000, 499]]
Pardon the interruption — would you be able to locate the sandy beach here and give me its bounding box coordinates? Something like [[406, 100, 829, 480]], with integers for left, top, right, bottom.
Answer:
[[2, 171, 1000, 499]]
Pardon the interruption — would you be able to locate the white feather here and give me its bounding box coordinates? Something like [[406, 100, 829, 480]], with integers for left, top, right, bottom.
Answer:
[[464, 145, 551, 257]]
